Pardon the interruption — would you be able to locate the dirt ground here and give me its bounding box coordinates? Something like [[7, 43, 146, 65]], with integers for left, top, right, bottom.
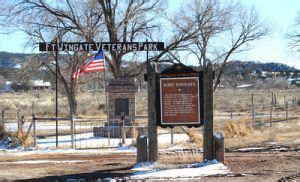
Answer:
[[0, 148, 298, 181], [205, 151, 300, 182]]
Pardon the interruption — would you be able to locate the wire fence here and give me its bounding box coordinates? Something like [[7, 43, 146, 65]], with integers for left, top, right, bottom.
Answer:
[[1, 96, 299, 150], [214, 100, 298, 128]]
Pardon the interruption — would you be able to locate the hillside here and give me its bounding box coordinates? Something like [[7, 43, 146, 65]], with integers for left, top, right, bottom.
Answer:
[[0, 51, 298, 73], [243, 61, 298, 72], [224, 61, 299, 74], [0, 51, 33, 68]]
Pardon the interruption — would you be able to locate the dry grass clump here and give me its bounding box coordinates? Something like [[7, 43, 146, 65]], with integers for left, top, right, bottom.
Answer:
[[17, 131, 34, 148], [225, 120, 252, 138], [5, 130, 33, 148], [187, 128, 203, 145], [0, 125, 6, 139], [130, 127, 138, 146], [0, 124, 34, 148], [224, 119, 300, 148]]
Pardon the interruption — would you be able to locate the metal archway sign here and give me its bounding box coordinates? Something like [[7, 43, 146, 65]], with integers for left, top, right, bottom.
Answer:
[[39, 42, 165, 52], [38, 41, 164, 148]]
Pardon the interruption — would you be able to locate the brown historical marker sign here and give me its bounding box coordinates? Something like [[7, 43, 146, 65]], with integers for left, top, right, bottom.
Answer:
[[160, 77, 200, 125]]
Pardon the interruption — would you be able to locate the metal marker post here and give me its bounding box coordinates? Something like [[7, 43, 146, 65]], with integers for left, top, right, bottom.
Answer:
[[104, 55, 110, 147]]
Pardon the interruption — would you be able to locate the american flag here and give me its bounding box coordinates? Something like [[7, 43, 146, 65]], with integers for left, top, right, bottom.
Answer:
[[72, 51, 105, 79]]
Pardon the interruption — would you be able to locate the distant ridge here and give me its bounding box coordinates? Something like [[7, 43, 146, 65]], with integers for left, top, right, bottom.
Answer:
[[224, 61, 299, 73], [0, 51, 298, 72], [0, 51, 33, 68]]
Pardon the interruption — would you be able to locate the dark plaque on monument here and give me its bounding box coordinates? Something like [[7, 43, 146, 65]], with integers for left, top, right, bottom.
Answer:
[[115, 98, 129, 116], [156, 64, 204, 128]]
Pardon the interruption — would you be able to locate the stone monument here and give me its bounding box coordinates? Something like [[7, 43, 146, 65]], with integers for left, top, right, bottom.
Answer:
[[93, 78, 141, 138], [107, 78, 138, 124]]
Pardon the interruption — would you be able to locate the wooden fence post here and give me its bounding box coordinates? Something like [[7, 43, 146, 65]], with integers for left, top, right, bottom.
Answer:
[[214, 132, 224, 163], [1, 110, 4, 126], [108, 124, 111, 147], [296, 98, 298, 114], [251, 93, 255, 127], [285, 101, 288, 119], [274, 93, 277, 108], [71, 115, 74, 149], [32, 102, 37, 148], [171, 128, 174, 145], [270, 100, 273, 127], [293, 97, 296, 114], [296, 97, 298, 114], [137, 135, 148, 163], [17, 109, 20, 132], [271, 92, 274, 107], [147, 62, 158, 162], [203, 63, 214, 161]]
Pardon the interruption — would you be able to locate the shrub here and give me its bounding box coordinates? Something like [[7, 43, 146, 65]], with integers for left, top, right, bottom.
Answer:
[[130, 127, 138, 146], [187, 128, 202, 145], [0, 125, 6, 139], [1, 125, 33, 148], [225, 120, 252, 138], [17, 131, 34, 148]]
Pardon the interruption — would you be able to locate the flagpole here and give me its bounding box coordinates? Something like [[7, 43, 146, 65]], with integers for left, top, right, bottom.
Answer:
[[104, 53, 109, 122], [55, 44, 58, 148]]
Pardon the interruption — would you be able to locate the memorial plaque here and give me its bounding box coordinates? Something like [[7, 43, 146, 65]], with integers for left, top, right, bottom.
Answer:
[[160, 77, 200, 125], [115, 98, 129, 116]]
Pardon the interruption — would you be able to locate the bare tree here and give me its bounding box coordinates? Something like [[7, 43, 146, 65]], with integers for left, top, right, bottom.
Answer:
[[1, 0, 204, 115], [96, 0, 204, 76], [1, 0, 105, 115], [287, 12, 300, 52], [183, 0, 270, 90], [97, 0, 161, 77]]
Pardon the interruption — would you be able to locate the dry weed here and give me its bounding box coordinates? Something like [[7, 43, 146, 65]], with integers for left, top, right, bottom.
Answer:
[[187, 128, 203, 145], [1, 125, 33, 148], [225, 120, 252, 138], [130, 127, 138, 146], [18, 131, 33, 148], [225, 119, 300, 147], [0, 125, 6, 139]]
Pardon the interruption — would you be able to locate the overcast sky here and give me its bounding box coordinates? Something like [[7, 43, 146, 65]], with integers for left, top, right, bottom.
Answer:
[[0, 0, 299, 69]]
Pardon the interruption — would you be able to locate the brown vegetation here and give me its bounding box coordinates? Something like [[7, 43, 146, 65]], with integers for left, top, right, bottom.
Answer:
[[187, 128, 203, 146], [225, 120, 252, 138], [0, 124, 33, 148]]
